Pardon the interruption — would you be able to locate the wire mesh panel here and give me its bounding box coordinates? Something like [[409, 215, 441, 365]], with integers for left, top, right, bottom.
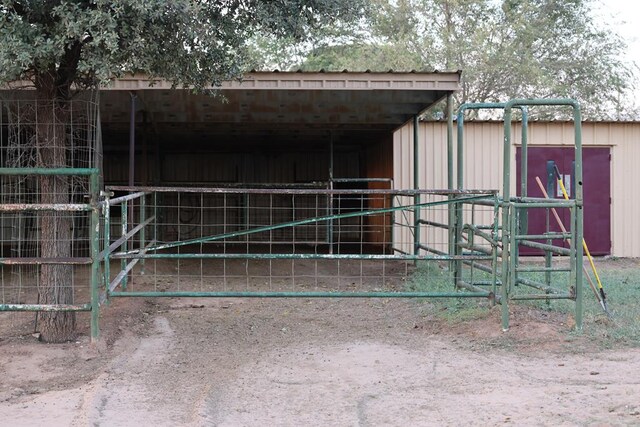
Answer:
[[103, 186, 499, 299], [0, 94, 101, 321]]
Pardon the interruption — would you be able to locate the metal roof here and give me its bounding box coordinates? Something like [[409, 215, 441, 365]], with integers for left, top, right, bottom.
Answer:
[[99, 71, 460, 137]]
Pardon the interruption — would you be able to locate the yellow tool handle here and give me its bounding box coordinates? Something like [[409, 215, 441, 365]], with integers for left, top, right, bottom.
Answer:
[[556, 176, 605, 292], [535, 177, 601, 302]]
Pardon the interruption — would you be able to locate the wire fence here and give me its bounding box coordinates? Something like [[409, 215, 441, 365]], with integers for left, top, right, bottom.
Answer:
[[0, 94, 100, 317], [102, 186, 499, 298]]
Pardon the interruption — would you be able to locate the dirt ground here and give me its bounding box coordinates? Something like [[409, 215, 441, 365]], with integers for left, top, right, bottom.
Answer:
[[1, 290, 639, 427]]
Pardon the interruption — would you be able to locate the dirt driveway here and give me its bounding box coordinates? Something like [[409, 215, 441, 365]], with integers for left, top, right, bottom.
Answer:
[[1, 296, 640, 426]]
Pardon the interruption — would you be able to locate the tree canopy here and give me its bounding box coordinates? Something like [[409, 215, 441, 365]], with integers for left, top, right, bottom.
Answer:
[[0, 0, 366, 343], [254, 0, 637, 120], [0, 0, 366, 97]]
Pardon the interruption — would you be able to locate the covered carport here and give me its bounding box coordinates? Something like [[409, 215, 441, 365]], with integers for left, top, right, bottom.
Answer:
[[99, 71, 460, 188]]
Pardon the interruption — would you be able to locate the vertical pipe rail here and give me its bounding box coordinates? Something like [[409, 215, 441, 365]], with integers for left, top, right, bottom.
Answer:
[[328, 135, 334, 253], [446, 95, 454, 260], [503, 99, 584, 330], [103, 193, 111, 301], [90, 171, 100, 342], [413, 115, 420, 256], [140, 194, 146, 273], [121, 200, 128, 290]]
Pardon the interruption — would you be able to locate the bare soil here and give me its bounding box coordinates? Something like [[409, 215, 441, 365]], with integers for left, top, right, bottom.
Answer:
[[1, 261, 640, 426]]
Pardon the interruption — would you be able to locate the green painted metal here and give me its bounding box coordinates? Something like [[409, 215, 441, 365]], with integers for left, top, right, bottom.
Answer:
[[447, 95, 455, 266], [502, 99, 583, 330], [501, 203, 511, 331], [90, 171, 101, 341], [111, 252, 494, 261], [0, 167, 99, 176], [121, 200, 128, 290], [0, 203, 93, 212], [140, 194, 146, 272], [413, 115, 421, 256], [124, 193, 493, 255], [0, 257, 91, 265], [103, 194, 111, 299], [511, 294, 573, 301], [518, 240, 572, 256], [100, 216, 155, 260], [109, 291, 492, 298], [515, 266, 572, 273], [503, 98, 584, 330], [0, 304, 92, 311], [87, 97, 586, 337]]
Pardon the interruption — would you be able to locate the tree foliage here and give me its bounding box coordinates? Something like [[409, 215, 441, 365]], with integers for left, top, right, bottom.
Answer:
[[275, 0, 636, 119], [0, 0, 365, 342], [0, 0, 366, 97]]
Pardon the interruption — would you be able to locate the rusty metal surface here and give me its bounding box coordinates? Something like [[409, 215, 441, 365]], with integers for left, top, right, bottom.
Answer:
[[0, 257, 92, 265], [106, 185, 497, 196], [0, 203, 93, 212]]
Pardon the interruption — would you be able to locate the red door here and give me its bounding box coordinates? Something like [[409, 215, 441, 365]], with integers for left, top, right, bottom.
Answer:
[[516, 147, 611, 255]]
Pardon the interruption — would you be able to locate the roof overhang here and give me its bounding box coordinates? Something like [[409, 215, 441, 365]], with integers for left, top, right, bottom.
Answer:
[[99, 71, 460, 136]]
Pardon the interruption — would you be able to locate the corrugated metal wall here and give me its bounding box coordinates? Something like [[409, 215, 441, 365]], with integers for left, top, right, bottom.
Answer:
[[394, 121, 640, 257]]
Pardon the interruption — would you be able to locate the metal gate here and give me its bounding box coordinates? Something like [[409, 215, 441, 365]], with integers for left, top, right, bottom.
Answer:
[[1, 98, 586, 342], [100, 186, 500, 305]]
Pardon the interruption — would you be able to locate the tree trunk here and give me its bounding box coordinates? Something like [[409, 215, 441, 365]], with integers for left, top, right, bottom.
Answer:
[[35, 77, 76, 342]]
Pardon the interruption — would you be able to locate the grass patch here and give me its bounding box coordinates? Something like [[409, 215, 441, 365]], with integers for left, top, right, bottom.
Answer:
[[407, 258, 640, 348], [406, 260, 492, 323], [580, 267, 640, 347]]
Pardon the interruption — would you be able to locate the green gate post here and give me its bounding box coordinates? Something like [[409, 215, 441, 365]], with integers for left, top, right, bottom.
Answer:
[[121, 200, 128, 290], [140, 194, 146, 273], [413, 115, 421, 257], [103, 194, 111, 304], [90, 171, 101, 342]]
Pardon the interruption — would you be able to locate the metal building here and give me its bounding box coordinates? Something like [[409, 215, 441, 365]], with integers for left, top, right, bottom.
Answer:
[[395, 120, 640, 257]]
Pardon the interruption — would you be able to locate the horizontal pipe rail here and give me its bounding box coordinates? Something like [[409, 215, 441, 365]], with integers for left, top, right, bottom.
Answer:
[[510, 294, 573, 301], [518, 240, 572, 256], [0, 167, 99, 176], [0, 257, 92, 265], [123, 194, 492, 254], [105, 192, 149, 206], [457, 242, 493, 255], [417, 219, 449, 229], [510, 200, 575, 209], [516, 277, 566, 294], [0, 304, 92, 312], [515, 266, 572, 273], [107, 185, 497, 197], [0, 203, 93, 212], [456, 281, 495, 298], [417, 244, 448, 256], [462, 225, 497, 244], [109, 291, 491, 298], [111, 252, 495, 261], [514, 233, 571, 240]]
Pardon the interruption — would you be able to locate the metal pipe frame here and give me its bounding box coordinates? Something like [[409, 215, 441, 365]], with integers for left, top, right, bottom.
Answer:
[[109, 291, 492, 299], [118, 193, 492, 255], [502, 99, 584, 331], [0, 169, 101, 341]]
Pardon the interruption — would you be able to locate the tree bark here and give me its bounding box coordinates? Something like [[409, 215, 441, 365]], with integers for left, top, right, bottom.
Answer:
[[35, 74, 76, 342]]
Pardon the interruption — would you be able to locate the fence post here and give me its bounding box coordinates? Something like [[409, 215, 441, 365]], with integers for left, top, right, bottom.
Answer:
[[90, 171, 101, 342], [140, 194, 146, 273], [121, 200, 128, 290]]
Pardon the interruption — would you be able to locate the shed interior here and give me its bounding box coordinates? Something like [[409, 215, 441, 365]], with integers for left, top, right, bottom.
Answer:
[[99, 72, 459, 188]]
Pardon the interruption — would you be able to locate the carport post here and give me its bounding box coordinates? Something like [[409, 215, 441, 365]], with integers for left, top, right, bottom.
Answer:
[[129, 92, 136, 189], [447, 94, 455, 263], [90, 170, 100, 342], [128, 92, 136, 285], [413, 115, 420, 256]]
